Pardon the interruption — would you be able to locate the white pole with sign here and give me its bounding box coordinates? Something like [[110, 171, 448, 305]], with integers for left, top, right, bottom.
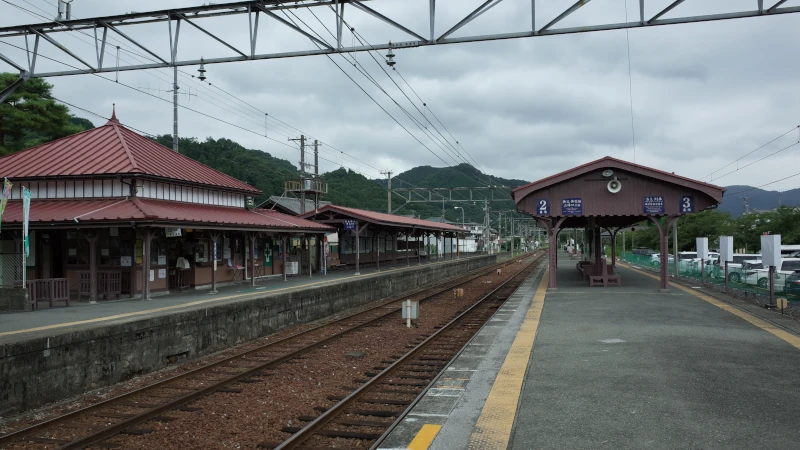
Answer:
[[696, 237, 708, 284]]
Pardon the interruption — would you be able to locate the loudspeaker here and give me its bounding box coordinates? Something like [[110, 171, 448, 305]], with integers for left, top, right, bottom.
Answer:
[[607, 177, 622, 193]]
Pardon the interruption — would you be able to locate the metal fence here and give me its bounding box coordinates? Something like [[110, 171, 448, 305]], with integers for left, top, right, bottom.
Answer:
[[620, 252, 799, 303], [0, 252, 24, 288]]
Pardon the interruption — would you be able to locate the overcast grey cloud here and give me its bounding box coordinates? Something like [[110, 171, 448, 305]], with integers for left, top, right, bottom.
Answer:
[[1, 0, 799, 192]]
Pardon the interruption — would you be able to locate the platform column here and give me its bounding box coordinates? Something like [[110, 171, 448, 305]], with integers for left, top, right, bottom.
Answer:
[[355, 222, 366, 276], [282, 235, 287, 281], [610, 229, 617, 267], [376, 230, 381, 272], [417, 233, 421, 265], [142, 229, 153, 300], [308, 234, 313, 278], [392, 231, 398, 266], [250, 232, 258, 286], [210, 232, 221, 294], [594, 227, 602, 267], [86, 231, 98, 303], [457, 235, 460, 259]]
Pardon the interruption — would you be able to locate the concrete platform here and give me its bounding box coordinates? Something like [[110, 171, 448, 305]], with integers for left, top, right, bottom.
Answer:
[[0, 257, 472, 343], [381, 254, 800, 450], [0, 254, 498, 416]]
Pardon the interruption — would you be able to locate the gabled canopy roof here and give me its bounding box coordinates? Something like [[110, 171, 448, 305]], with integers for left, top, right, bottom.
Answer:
[[1, 197, 332, 232], [0, 108, 259, 194], [265, 196, 332, 216], [513, 156, 724, 203], [299, 205, 466, 233]]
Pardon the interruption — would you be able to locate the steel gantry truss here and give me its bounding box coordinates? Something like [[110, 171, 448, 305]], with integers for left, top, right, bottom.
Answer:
[[392, 186, 513, 205], [1, 0, 799, 101]]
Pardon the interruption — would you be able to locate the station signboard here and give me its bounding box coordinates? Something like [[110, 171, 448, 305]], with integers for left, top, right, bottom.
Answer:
[[343, 219, 357, 230], [680, 196, 695, 213], [536, 199, 550, 215], [561, 198, 583, 215], [643, 196, 665, 215]]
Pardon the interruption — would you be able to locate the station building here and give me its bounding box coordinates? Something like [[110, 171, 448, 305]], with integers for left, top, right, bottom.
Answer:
[[0, 109, 332, 308]]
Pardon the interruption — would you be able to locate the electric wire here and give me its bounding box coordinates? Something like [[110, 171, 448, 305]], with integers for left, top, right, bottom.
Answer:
[[699, 125, 800, 182]]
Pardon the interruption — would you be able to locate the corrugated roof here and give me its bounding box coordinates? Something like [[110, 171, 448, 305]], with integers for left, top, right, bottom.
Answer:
[[300, 205, 466, 232], [1, 198, 332, 231], [0, 110, 259, 193], [266, 196, 332, 215]]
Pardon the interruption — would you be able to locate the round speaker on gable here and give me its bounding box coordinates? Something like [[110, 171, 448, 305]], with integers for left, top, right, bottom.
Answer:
[[607, 177, 622, 193]]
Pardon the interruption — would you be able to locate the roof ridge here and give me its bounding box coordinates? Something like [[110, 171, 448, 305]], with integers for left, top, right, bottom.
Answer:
[[111, 123, 141, 172]]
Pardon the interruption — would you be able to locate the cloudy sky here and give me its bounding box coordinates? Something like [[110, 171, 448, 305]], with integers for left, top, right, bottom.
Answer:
[[1, 0, 799, 192]]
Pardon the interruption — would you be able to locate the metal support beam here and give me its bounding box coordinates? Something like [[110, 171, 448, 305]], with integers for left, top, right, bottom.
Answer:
[[437, 0, 506, 42], [540, 0, 592, 33], [97, 20, 169, 66], [531, 0, 536, 33], [254, 4, 334, 50], [0, 51, 26, 72], [430, 0, 436, 41], [94, 25, 108, 69], [768, 0, 788, 13], [1, 1, 799, 79], [168, 18, 181, 64], [176, 13, 247, 58], [0, 75, 28, 103], [648, 0, 686, 24], [350, 1, 426, 42], [249, 6, 260, 57], [28, 27, 95, 70]]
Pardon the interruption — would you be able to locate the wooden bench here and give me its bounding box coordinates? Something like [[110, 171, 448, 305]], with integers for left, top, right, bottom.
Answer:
[[589, 259, 622, 287], [27, 278, 70, 310], [576, 261, 594, 280], [79, 271, 122, 301]]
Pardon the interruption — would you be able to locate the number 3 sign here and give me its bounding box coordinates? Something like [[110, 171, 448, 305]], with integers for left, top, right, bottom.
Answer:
[[680, 196, 694, 213], [537, 199, 550, 215]]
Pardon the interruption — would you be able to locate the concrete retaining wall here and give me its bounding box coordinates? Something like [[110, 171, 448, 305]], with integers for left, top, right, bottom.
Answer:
[[0, 255, 495, 416]]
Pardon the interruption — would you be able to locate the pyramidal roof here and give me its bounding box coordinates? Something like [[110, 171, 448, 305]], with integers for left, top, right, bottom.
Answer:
[[0, 106, 259, 193]]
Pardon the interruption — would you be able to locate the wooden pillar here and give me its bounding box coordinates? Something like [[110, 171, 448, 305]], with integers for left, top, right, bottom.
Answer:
[[210, 233, 220, 294], [546, 217, 566, 290], [86, 232, 98, 303], [392, 232, 398, 266], [281, 235, 287, 282], [417, 233, 421, 265], [648, 216, 672, 291], [250, 232, 257, 286], [457, 235, 460, 259], [376, 231, 381, 272], [406, 232, 410, 266], [355, 223, 364, 275], [308, 235, 313, 278], [142, 229, 153, 300], [594, 227, 602, 267], [610, 229, 617, 267]]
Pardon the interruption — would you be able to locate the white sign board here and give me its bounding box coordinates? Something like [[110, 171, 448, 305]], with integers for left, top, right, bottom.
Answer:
[[165, 227, 182, 238], [158, 269, 166, 279], [719, 236, 733, 262], [696, 237, 708, 260], [760, 234, 781, 267], [120, 256, 132, 267]]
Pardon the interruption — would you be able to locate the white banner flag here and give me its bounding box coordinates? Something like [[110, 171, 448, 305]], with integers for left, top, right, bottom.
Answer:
[[22, 186, 31, 257]]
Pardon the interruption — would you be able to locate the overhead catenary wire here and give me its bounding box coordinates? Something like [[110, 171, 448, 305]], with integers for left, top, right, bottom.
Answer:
[[699, 125, 800, 182]]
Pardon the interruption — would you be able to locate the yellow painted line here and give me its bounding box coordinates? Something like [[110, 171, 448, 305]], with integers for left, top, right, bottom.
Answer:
[[408, 424, 443, 450], [621, 262, 800, 351], [435, 385, 464, 389], [0, 256, 485, 338], [467, 267, 548, 450]]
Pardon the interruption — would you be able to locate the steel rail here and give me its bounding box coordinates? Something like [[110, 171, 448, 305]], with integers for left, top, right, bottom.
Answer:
[[0, 253, 529, 448], [276, 254, 542, 449]]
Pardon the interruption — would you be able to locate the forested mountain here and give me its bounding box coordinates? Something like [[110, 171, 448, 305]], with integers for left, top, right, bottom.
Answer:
[[718, 186, 800, 218]]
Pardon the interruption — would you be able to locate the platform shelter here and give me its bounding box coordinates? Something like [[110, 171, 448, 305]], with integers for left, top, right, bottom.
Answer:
[[512, 156, 724, 290], [0, 109, 332, 309], [299, 205, 465, 274]]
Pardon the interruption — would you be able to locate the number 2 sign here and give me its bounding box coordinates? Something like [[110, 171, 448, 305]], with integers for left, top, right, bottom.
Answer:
[[680, 196, 694, 213], [537, 199, 550, 215]]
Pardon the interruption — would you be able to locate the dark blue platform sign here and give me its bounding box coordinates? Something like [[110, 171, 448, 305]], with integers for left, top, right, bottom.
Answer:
[[343, 219, 357, 230], [561, 198, 583, 215], [643, 196, 665, 214], [680, 196, 694, 213], [537, 199, 550, 215]]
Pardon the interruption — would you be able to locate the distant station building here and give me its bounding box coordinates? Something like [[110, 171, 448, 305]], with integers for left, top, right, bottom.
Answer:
[[0, 109, 332, 309], [300, 205, 466, 274], [513, 156, 724, 290]]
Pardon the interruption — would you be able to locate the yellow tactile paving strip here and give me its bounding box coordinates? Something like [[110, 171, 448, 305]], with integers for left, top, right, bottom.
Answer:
[[622, 263, 800, 351], [467, 267, 549, 449], [408, 424, 443, 450]]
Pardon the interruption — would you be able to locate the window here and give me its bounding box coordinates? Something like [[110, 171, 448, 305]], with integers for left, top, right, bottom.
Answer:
[[782, 261, 800, 271]]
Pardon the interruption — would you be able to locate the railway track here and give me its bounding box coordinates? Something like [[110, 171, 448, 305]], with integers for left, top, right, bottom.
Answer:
[[0, 252, 541, 449], [272, 255, 543, 450]]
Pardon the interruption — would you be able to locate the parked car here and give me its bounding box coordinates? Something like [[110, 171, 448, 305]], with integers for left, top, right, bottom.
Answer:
[[785, 272, 800, 297], [742, 258, 800, 292], [711, 254, 761, 282], [632, 248, 658, 256], [687, 252, 720, 272]]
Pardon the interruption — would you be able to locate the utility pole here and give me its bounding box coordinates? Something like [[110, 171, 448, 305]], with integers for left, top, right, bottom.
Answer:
[[314, 140, 319, 210], [299, 135, 306, 214], [381, 170, 393, 213], [172, 66, 179, 152]]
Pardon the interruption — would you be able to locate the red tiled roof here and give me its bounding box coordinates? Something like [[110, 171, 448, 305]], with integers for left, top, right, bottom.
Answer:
[[299, 205, 465, 232], [0, 113, 259, 193], [1, 198, 332, 231]]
